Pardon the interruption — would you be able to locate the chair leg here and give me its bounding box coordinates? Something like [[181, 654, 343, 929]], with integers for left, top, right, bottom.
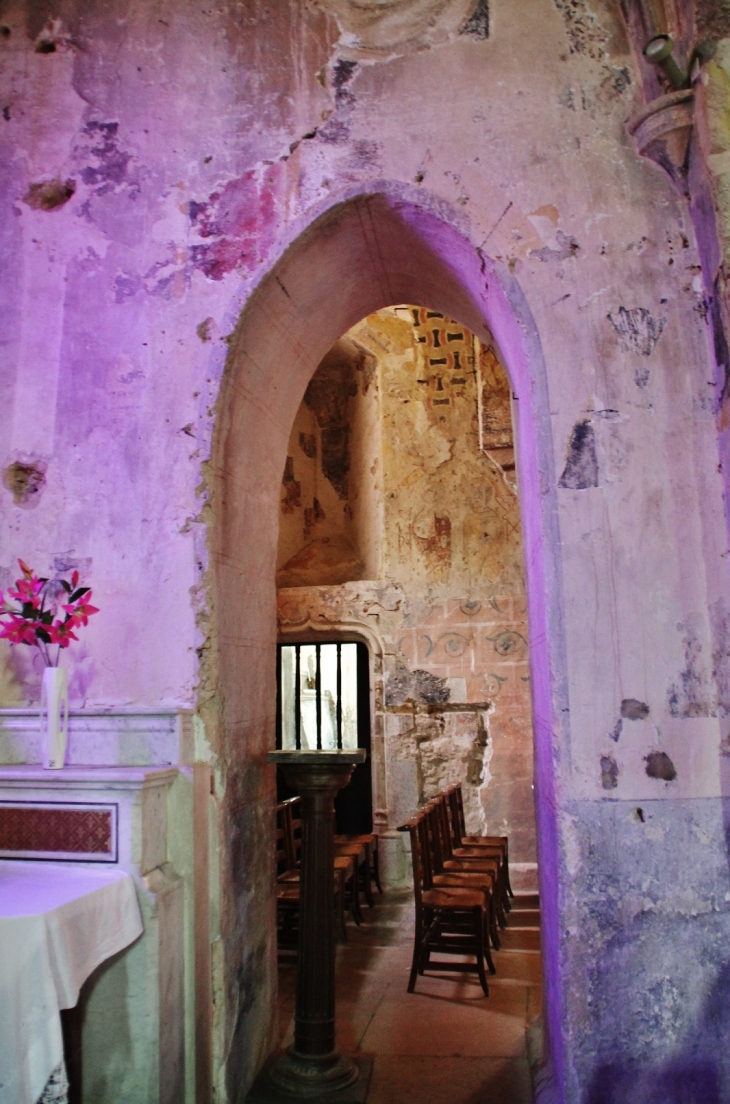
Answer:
[[336, 871, 347, 944], [418, 907, 434, 976], [489, 894, 501, 951], [502, 868, 512, 911], [373, 841, 383, 894], [418, 943, 431, 976], [482, 912, 497, 975], [407, 955, 419, 992], [363, 854, 375, 908], [505, 855, 515, 899], [348, 859, 362, 926], [475, 907, 490, 996], [408, 908, 425, 993], [496, 891, 507, 929]]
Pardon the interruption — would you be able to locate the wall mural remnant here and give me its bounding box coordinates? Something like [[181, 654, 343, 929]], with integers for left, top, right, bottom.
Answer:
[[367, 307, 523, 591], [313, 0, 488, 58]]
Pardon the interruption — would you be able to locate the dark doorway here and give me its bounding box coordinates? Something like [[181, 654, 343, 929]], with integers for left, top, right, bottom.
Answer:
[[276, 640, 372, 833]]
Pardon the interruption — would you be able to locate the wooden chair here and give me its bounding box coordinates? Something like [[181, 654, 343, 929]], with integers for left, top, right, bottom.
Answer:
[[335, 832, 382, 896], [447, 785, 514, 900], [423, 802, 500, 956], [276, 800, 301, 950], [439, 790, 511, 919], [283, 795, 302, 867], [333, 839, 369, 917], [287, 795, 366, 924], [275, 798, 359, 944], [399, 812, 490, 995], [428, 796, 508, 934], [283, 795, 373, 917]]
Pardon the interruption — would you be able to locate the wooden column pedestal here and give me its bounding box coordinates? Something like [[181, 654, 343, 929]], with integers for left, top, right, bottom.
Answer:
[[250, 750, 369, 1102]]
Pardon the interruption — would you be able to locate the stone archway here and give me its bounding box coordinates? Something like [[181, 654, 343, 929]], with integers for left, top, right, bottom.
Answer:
[[206, 187, 567, 1102]]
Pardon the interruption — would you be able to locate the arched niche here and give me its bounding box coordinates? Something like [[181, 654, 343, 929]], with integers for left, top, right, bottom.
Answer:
[[206, 187, 567, 1102]]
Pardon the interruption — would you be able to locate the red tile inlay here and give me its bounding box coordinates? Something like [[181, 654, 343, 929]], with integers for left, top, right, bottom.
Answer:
[[0, 806, 112, 854]]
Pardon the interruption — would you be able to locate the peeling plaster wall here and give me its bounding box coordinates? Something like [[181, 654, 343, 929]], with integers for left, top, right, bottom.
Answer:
[[2, 1, 730, 1101]]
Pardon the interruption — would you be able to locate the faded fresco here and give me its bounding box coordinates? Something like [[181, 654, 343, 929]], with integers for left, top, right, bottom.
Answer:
[[276, 307, 535, 869]]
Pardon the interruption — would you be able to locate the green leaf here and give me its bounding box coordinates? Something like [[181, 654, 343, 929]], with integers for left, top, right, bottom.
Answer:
[[36, 628, 51, 644], [69, 587, 90, 602], [61, 580, 71, 593]]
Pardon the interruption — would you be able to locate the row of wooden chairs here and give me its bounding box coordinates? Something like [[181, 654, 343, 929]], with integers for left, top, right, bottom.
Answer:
[[275, 796, 382, 949], [398, 785, 513, 996]]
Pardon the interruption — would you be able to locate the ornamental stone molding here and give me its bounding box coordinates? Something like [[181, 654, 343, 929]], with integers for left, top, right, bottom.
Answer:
[[627, 88, 695, 195]]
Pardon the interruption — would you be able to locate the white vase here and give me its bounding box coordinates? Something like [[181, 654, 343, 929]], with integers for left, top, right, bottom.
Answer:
[[40, 666, 69, 770]]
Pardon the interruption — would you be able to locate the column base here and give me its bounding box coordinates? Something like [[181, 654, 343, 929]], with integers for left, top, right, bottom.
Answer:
[[247, 1052, 372, 1102]]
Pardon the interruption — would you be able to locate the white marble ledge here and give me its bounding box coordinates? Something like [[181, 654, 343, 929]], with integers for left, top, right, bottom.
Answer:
[[0, 708, 193, 768], [0, 766, 185, 875], [0, 765, 180, 791]]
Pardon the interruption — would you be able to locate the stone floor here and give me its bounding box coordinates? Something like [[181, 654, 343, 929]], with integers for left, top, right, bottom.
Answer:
[[276, 888, 543, 1104]]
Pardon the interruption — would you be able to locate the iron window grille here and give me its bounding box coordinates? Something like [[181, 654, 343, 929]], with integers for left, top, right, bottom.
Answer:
[[276, 642, 361, 751]]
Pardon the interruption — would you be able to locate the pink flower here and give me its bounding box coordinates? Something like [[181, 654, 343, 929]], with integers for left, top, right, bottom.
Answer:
[[8, 575, 44, 609], [0, 616, 40, 645], [47, 621, 79, 648], [62, 593, 99, 627], [0, 560, 99, 664]]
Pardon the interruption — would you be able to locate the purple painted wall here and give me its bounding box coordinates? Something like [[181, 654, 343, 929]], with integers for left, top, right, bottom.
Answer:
[[3, 3, 730, 1102]]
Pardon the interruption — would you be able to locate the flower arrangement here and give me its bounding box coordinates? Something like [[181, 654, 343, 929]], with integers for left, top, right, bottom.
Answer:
[[0, 559, 99, 668]]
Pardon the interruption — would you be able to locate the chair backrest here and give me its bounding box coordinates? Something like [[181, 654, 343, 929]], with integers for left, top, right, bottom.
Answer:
[[419, 809, 440, 888], [276, 801, 293, 873], [422, 801, 446, 875], [398, 814, 428, 908], [444, 787, 465, 849], [280, 795, 302, 866], [289, 796, 302, 858], [435, 795, 457, 864], [449, 784, 467, 838]]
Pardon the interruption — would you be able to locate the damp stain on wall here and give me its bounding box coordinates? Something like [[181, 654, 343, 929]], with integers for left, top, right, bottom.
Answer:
[[608, 305, 665, 356], [559, 419, 598, 489], [385, 660, 451, 708], [23, 178, 75, 210], [644, 750, 677, 782], [600, 754, 619, 789], [2, 460, 47, 506], [622, 698, 649, 720]]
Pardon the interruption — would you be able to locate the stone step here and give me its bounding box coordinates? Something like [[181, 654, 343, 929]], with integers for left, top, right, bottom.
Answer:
[[510, 892, 540, 909], [506, 908, 541, 928], [499, 927, 542, 952]]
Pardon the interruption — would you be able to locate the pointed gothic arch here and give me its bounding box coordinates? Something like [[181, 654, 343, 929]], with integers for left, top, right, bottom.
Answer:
[[206, 187, 568, 1102]]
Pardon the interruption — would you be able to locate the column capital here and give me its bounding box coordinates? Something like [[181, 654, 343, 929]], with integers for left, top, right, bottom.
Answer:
[[267, 750, 366, 796]]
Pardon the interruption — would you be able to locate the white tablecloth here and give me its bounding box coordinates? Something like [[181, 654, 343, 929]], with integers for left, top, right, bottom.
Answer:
[[0, 861, 143, 1104]]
